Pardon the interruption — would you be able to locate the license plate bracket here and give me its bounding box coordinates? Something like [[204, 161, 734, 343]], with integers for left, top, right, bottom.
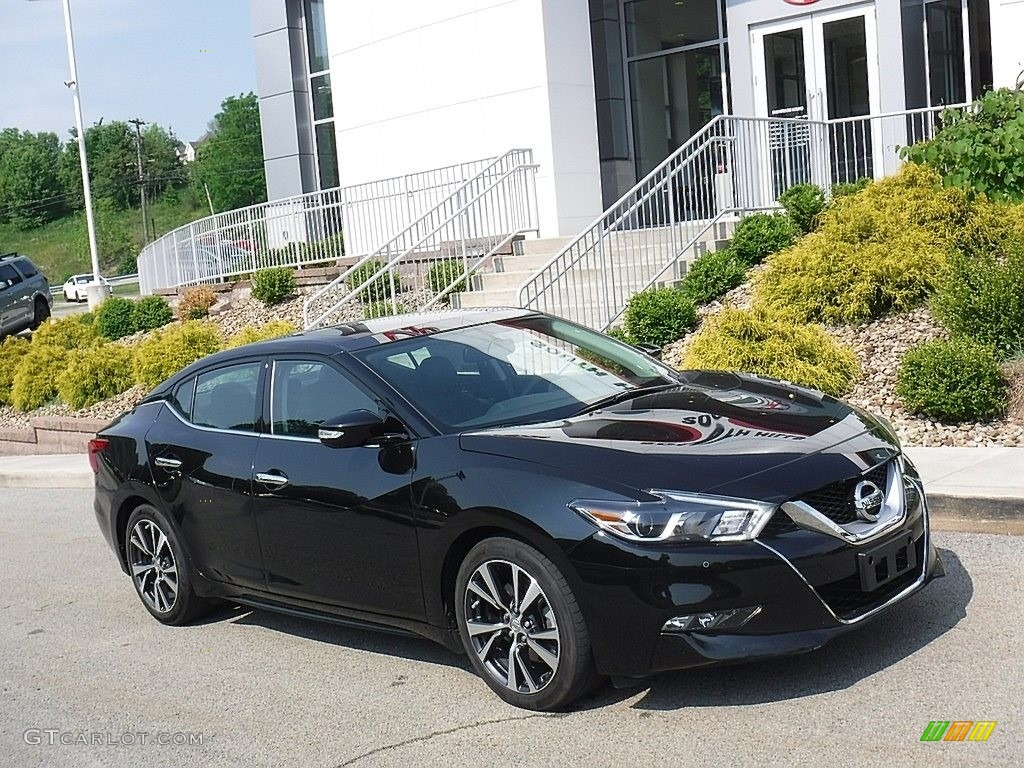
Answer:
[[858, 532, 917, 591]]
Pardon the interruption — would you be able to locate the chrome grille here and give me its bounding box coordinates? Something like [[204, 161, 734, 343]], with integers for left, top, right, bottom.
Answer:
[[797, 462, 890, 525]]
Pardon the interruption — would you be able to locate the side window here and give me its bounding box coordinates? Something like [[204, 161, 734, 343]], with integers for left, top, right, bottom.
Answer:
[[192, 362, 261, 432], [0, 264, 23, 290], [171, 377, 196, 418], [14, 260, 38, 279], [271, 359, 377, 438]]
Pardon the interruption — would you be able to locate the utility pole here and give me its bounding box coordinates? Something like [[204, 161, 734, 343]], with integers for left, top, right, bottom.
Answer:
[[128, 118, 148, 244]]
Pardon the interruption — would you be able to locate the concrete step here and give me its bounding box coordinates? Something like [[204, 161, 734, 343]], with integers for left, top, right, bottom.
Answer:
[[514, 236, 572, 255]]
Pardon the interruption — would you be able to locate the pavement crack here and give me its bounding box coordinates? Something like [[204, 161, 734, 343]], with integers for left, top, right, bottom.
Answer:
[[335, 712, 554, 766]]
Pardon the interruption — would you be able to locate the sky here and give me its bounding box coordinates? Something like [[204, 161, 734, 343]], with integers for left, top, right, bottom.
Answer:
[[0, 0, 257, 143]]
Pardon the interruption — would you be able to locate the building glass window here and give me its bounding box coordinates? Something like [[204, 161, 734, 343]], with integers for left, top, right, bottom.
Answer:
[[315, 124, 339, 189], [311, 74, 334, 121], [304, 0, 329, 74], [926, 0, 967, 105], [625, 0, 721, 56], [303, 0, 337, 189]]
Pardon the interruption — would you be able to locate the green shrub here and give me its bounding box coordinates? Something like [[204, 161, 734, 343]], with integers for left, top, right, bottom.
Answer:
[[95, 296, 137, 340], [250, 267, 296, 306], [427, 259, 468, 294], [754, 163, 972, 324], [779, 183, 826, 234], [131, 296, 173, 332], [31, 315, 99, 350], [225, 320, 298, 349], [901, 89, 1024, 202], [729, 213, 798, 265], [897, 338, 1006, 421], [132, 321, 223, 389], [78, 311, 94, 326], [681, 249, 748, 306], [622, 287, 697, 348], [682, 308, 859, 397], [831, 178, 871, 199], [0, 336, 31, 405], [605, 326, 631, 344], [177, 285, 218, 320], [57, 344, 134, 409], [11, 345, 69, 411], [931, 219, 1024, 358], [347, 259, 401, 301], [363, 300, 406, 319]]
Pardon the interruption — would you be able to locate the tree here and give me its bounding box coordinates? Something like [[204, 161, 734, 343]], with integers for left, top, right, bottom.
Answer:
[[141, 124, 186, 196], [59, 120, 138, 210], [74, 198, 133, 274], [0, 130, 67, 229], [191, 93, 267, 211]]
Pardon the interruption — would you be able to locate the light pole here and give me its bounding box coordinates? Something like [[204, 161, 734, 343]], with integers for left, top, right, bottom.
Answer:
[[31, 0, 110, 308]]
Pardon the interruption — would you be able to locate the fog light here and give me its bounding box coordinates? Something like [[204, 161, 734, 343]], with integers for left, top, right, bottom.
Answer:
[[661, 606, 761, 633]]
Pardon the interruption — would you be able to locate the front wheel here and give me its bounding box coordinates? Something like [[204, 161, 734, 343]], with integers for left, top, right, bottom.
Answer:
[[31, 298, 50, 330], [455, 537, 601, 710]]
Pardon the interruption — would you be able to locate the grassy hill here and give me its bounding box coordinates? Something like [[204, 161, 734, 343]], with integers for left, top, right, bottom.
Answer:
[[0, 188, 210, 283]]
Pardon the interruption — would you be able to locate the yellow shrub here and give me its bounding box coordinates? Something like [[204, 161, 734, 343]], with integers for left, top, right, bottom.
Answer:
[[11, 345, 69, 411], [31, 314, 100, 350], [0, 336, 31, 405], [682, 307, 859, 397], [225, 320, 298, 349], [132, 321, 223, 389], [57, 344, 135, 409]]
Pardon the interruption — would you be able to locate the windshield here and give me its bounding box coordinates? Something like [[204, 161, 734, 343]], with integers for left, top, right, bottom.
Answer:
[[354, 315, 678, 432]]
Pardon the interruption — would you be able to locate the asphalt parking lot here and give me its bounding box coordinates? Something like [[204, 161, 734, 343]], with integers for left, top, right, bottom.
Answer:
[[1, 489, 1020, 768]]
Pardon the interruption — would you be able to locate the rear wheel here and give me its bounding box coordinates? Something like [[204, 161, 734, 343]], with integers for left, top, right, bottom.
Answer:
[[30, 298, 50, 330], [125, 504, 215, 625], [455, 537, 600, 710]]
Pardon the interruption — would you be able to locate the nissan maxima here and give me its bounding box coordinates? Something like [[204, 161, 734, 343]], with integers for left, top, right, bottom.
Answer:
[[91, 308, 942, 710]]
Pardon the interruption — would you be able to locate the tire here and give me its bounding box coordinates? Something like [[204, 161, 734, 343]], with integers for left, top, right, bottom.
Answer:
[[455, 537, 600, 711], [30, 298, 50, 330], [124, 504, 216, 626]]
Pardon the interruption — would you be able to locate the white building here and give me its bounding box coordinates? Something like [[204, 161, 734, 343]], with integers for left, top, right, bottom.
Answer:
[[251, 0, 1022, 238]]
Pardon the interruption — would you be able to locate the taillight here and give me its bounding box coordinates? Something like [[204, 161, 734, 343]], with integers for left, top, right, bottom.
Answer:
[[87, 438, 109, 474]]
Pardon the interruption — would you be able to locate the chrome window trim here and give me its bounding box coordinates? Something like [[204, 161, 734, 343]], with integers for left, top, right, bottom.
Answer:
[[163, 398, 260, 439], [757, 476, 931, 626]]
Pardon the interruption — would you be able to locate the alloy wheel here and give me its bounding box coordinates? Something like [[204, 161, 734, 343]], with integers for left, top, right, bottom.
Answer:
[[128, 519, 178, 613], [463, 559, 560, 694]]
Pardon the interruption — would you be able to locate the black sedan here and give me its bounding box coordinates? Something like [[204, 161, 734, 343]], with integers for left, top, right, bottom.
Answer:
[[91, 308, 942, 710]]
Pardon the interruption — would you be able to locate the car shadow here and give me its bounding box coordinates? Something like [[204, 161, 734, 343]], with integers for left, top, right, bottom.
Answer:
[[579, 546, 971, 711]]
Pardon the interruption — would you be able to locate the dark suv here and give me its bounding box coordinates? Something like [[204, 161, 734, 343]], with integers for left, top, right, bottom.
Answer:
[[0, 253, 52, 338]]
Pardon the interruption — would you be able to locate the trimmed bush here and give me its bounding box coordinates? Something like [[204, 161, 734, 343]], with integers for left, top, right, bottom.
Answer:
[[177, 285, 218, 320], [226, 320, 298, 349], [132, 321, 223, 389], [131, 296, 173, 332], [897, 338, 1006, 421], [681, 249, 747, 306], [831, 177, 871, 199], [11, 345, 69, 411], [251, 267, 296, 306], [363, 300, 406, 320], [347, 259, 401, 301], [682, 308, 859, 397], [0, 336, 31, 405], [622, 287, 697, 348], [901, 88, 1024, 202], [729, 213, 798, 266], [427, 259, 468, 294], [31, 315, 99, 350], [57, 344, 134, 409], [779, 183, 826, 234], [931, 219, 1024, 358], [95, 296, 136, 340], [754, 163, 972, 324]]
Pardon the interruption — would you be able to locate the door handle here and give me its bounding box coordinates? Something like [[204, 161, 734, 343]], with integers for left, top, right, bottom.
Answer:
[[154, 456, 182, 470], [255, 471, 289, 488]]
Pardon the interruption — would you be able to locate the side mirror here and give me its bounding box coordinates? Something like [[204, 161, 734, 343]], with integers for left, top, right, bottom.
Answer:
[[634, 343, 662, 360], [318, 410, 409, 449]]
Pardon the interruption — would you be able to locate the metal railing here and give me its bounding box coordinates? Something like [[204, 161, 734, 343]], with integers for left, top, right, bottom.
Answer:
[[137, 154, 515, 295], [518, 103, 969, 331], [303, 149, 538, 328]]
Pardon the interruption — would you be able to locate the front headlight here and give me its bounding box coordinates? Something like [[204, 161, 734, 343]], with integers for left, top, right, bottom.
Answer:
[[569, 492, 776, 543]]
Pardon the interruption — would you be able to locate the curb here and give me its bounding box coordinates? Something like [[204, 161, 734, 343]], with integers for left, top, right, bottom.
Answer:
[[928, 494, 1024, 535]]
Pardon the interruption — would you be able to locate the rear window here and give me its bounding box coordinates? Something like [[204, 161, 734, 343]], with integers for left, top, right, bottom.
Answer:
[[192, 363, 261, 432], [14, 260, 38, 279]]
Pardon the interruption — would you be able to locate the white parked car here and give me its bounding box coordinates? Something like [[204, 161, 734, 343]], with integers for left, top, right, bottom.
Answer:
[[62, 274, 109, 302]]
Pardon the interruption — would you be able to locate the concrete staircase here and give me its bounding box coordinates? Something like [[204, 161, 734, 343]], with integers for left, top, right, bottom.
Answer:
[[454, 220, 734, 314]]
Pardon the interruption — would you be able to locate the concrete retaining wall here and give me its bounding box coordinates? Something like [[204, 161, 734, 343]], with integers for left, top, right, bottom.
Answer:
[[0, 417, 109, 456]]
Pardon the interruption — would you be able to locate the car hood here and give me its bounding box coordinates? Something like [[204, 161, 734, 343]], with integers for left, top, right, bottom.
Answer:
[[459, 371, 900, 503]]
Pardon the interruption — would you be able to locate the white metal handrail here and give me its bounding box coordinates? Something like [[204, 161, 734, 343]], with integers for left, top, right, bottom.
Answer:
[[137, 154, 514, 295], [303, 150, 538, 327], [518, 104, 969, 331]]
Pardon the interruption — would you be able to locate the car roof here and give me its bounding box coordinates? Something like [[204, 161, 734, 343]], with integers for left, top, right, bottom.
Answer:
[[153, 307, 536, 393]]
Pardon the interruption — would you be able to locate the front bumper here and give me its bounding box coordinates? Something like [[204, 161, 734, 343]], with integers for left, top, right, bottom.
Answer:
[[568, 487, 941, 679]]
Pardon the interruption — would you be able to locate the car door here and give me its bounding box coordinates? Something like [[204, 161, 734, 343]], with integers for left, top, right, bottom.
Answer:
[[250, 355, 424, 619], [145, 359, 266, 589], [0, 263, 29, 330]]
